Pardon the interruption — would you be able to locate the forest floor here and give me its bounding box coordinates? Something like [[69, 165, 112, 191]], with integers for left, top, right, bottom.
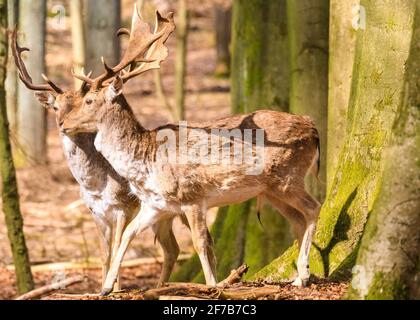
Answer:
[[0, 0, 349, 300]]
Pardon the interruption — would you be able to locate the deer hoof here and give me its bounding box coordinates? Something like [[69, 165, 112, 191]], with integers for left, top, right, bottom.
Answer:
[[292, 277, 309, 288], [100, 288, 113, 296]]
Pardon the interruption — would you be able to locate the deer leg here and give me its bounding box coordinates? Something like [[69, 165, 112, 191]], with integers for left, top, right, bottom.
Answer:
[[265, 194, 307, 246], [92, 215, 112, 288], [101, 205, 159, 296], [280, 190, 321, 287], [152, 218, 180, 287], [183, 204, 217, 286], [111, 212, 127, 292]]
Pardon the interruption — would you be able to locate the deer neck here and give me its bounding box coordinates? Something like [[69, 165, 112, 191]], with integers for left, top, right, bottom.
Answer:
[[60, 132, 110, 192], [94, 96, 149, 180]]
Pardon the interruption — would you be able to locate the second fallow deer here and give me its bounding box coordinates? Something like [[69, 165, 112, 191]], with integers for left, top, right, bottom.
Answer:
[[62, 7, 322, 295]]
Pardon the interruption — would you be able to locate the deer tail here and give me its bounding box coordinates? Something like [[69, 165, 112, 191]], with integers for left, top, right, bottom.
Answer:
[[256, 195, 265, 228], [310, 138, 321, 180]]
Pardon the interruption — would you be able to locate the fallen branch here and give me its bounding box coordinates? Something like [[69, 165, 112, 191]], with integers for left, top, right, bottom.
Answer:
[[7, 254, 192, 272], [143, 282, 286, 300], [15, 275, 85, 300], [144, 283, 221, 300], [217, 264, 249, 287]]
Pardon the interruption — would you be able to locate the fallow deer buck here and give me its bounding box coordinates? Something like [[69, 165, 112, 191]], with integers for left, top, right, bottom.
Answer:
[[11, 26, 186, 292], [61, 6, 322, 295]]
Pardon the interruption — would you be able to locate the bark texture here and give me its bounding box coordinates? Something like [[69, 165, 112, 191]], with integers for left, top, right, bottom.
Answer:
[[16, 0, 46, 166], [213, 3, 231, 77], [253, 0, 417, 283], [0, 0, 34, 294], [287, 0, 329, 202], [327, 0, 358, 189], [175, 0, 188, 121], [348, 0, 420, 300], [172, 0, 293, 283], [5, 0, 18, 135]]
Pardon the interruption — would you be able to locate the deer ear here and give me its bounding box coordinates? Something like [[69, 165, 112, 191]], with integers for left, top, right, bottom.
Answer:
[[106, 76, 124, 102], [35, 92, 56, 109]]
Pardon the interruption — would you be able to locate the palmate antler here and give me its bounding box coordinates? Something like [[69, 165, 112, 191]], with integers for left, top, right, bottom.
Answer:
[[11, 29, 64, 95], [73, 5, 175, 90]]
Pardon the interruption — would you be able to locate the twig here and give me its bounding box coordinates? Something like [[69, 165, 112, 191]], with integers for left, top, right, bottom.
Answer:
[[217, 264, 249, 287], [154, 70, 176, 120], [15, 275, 85, 300]]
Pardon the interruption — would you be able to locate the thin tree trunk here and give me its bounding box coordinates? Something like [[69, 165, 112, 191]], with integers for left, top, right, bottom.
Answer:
[[327, 0, 358, 190], [16, 0, 46, 166], [253, 0, 417, 284], [5, 0, 18, 135], [0, 0, 34, 294], [213, 3, 231, 77], [287, 0, 329, 202], [85, 0, 120, 77], [70, 0, 85, 89], [348, 0, 420, 300], [174, 0, 188, 121], [172, 0, 293, 282]]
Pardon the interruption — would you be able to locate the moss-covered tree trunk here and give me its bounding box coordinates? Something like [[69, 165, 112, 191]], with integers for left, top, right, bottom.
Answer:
[[287, 0, 329, 202], [327, 0, 358, 189], [0, 0, 34, 294], [172, 0, 293, 283], [253, 0, 417, 283], [348, 1, 420, 300]]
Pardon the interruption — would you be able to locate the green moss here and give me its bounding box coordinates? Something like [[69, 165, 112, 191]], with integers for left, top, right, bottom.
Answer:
[[252, 245, 299, 282], [366, 273, 408, 300], [347, 272, 410, 300]]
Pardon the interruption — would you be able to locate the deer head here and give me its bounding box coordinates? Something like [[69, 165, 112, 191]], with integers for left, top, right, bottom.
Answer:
[[62, 7, 175, 135], [11, 29, 91, 129]]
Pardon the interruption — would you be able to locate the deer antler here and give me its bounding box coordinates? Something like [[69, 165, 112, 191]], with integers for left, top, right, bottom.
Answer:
[[117, 11, 175, 84], [73, 4, 175, 90], [11, 29, 64, 95]]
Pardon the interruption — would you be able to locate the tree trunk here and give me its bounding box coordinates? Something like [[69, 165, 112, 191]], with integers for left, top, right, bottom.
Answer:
[[0, 0, 34, 294], [172, 0, 293, 282], [213, 3, 231, 77], [85, 0, 120, 77], [253, 0, 418, 284], [174, 0, 188, 121], [347, 0, 420, 300], [70, 0, 86, 89], [16, 0, 46, 166], [327, 0, 358, 189], [5, 0, 18, 135], [287, 0, 329, 202]]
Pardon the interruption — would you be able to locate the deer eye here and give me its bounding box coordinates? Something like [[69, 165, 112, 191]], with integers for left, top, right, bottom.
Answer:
[[86, 98, 93, 105]]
